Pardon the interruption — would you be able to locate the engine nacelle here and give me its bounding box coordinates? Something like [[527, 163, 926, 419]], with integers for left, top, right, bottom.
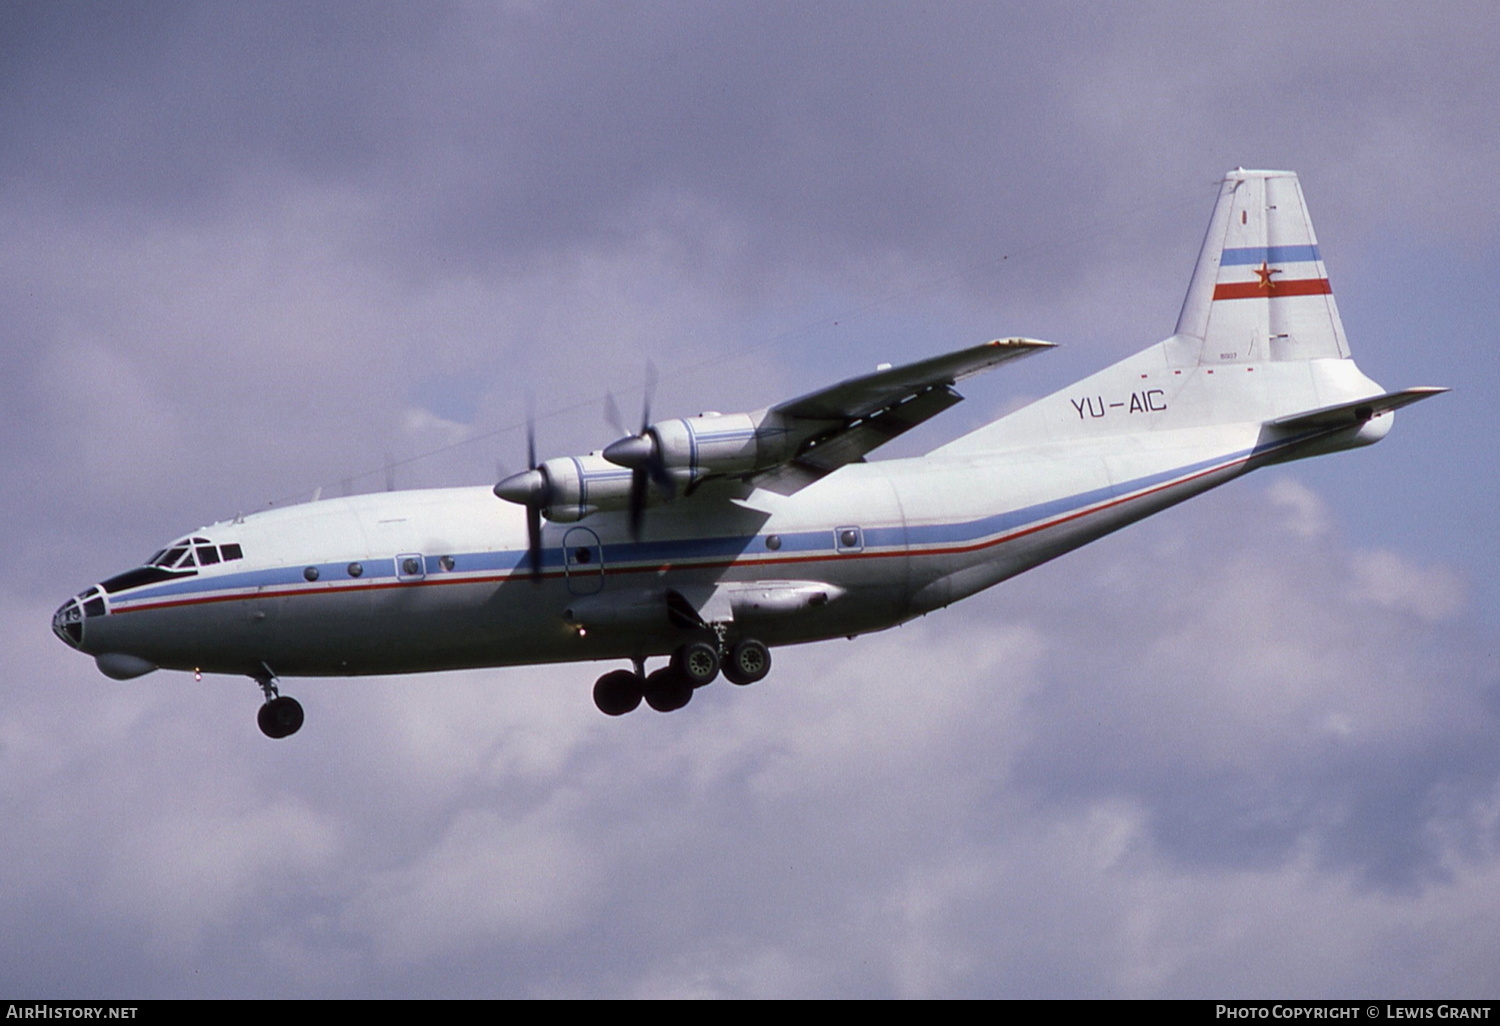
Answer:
[[609, 410, 800, 482], [503, 409, 816, 524], [533, 453, 636, 522]]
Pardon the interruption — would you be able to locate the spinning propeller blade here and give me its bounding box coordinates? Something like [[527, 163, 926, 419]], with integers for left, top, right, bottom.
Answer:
[[601, 361, 671, 540], [524, 402, 542, 581], [492, 397, 547, 584]]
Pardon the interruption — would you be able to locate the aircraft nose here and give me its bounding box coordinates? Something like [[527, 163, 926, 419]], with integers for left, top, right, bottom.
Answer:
[[52, 596, 85, 649], [53, 585, 109, 651]]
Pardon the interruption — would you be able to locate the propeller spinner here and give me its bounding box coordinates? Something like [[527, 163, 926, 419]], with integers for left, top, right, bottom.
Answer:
[[602, 363, 675, 538], [492, 405, 547, 582]]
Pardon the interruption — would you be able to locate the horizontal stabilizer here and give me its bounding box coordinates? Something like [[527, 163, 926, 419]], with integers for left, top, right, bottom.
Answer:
[[1267, 387, 1449, 432]]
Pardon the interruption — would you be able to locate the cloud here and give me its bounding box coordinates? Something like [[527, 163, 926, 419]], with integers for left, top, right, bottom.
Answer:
[[1267, 476, 1331, 539], [5, 475, 1497, 997], [1009, 479, 1496, 894], [1347, 548, 1467, 623], [344, 806, 602, 965], [3, 0, 1495, 998]]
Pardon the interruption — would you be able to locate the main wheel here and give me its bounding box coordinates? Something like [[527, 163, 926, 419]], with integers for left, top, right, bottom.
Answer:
[[671, 640, 720, 687], [643, 666, 693, 712], [257, 695, 304, 739], [723, 639, 771, 685], [593, 669, 644, 716]]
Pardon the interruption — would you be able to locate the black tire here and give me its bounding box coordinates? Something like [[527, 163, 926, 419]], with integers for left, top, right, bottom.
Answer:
[[593, 669, 644, 716], [257, 696, 304, 739], [643, 666, 693, 712], [722, 639, 771, 686], [671, 640, 720, 687]]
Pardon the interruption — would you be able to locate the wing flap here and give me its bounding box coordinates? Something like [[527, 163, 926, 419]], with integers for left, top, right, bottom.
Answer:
[[749, 337, 1053, 491], [753, 384, 964, 493]]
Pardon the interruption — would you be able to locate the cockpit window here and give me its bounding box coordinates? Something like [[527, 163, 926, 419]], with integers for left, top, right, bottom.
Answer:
[[146, 539, 244, 568], [104, 537, 250, 594], [102, 565, 194, 594]]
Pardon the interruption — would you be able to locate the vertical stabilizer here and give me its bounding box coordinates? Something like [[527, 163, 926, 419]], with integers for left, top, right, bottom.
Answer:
[[1172, 169, 1350, 365], [932, 168, 1396, 459]]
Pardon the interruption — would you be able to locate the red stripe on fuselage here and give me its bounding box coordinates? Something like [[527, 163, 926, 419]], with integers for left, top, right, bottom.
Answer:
[[112, 448, 1266, 617], [1212, 278, 1332, 301]]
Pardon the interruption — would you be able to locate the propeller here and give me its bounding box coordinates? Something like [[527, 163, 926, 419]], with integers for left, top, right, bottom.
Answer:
[[602, 362, 675, 538], [492, 399, 548, 583]]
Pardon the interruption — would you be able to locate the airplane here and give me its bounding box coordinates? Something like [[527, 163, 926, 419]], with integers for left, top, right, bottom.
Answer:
[[52, 169, 1446, 738]]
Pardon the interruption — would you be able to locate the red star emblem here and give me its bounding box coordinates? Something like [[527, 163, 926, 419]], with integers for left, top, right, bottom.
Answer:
[[1253, 260, 1281, 290]]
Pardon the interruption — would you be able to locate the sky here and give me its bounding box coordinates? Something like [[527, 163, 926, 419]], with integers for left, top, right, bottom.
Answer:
[[3, 0, 1498, 999]]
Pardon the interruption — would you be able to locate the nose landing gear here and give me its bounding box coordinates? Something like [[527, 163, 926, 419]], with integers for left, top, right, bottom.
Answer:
[[253, 668, 304, 739], [591, 637, 772, 716]]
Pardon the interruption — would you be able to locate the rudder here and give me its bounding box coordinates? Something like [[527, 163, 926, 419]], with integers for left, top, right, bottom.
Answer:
[[1171, 169, 1350, 366]]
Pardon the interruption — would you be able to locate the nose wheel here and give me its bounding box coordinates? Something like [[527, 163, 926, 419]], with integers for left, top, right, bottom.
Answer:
[[258, 696, 305, 738], [253, 668, 304, 739]]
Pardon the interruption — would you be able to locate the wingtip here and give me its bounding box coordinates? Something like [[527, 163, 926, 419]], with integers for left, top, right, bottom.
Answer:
[[988, 336, 1058, 350], [1392, 385, 1452, 404]]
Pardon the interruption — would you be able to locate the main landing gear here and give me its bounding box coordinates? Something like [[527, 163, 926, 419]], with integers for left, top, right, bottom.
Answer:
[[592, 638, 772, 716], [253, 668, 304, 739]]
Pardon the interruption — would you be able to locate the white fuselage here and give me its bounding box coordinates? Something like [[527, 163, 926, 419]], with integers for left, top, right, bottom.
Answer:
[[58, 353, 1390, 682]]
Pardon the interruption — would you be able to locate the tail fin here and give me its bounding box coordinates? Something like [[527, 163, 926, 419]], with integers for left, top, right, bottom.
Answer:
[[1169, 168, 1350, 365], [933, 168, 1428, 457]]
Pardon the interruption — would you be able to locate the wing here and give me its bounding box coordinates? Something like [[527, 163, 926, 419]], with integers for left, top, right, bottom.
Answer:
[[751, 337, 1054, 493]]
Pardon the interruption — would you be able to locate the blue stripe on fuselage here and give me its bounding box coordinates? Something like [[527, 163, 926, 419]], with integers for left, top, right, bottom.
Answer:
[[107, 431, 1312, 610]]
